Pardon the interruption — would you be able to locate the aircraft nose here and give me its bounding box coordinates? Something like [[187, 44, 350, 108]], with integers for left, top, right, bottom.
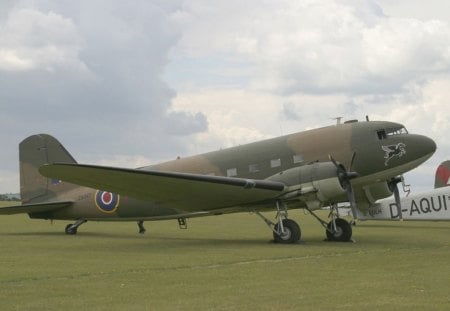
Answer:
[[423, 135, 436, 154], [415, 134, 437, 159]]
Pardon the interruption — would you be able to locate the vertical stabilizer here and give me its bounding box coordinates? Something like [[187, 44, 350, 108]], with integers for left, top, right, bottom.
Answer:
[[435, 160, 450, 189], [20, 134, 77, 203]]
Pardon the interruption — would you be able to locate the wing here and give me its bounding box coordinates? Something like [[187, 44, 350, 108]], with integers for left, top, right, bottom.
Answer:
[[39, 163, 286, 212], [0, 201, 72, 215]]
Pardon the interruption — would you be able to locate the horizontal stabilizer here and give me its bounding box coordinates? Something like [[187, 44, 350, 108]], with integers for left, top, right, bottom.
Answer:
[[0, 201, 72, 215]]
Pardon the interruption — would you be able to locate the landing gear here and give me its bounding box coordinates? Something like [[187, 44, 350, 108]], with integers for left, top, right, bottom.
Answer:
[[137, 220, 146, 234], [306, 204, 353, 242], [64, 219, 87, 235], [326, 218, 352, 242], [273, 219, 301, 244], [65, 224, 77, 235], [255, 201, 301, 244]]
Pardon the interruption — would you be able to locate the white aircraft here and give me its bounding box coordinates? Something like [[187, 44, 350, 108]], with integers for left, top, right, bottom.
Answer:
[[355, 161, 450, 221]]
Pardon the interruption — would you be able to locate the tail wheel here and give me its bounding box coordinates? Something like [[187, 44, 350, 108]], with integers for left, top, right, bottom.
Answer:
[[273, 219, 301, 244], [65, 224, 77, 235], [326, 218, 352, 242]]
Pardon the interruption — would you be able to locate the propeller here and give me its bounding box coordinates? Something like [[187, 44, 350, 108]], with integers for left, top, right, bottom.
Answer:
[[329, 153, 359, 219], [388, 176, 403, 220], [348, 150, 356, 173]]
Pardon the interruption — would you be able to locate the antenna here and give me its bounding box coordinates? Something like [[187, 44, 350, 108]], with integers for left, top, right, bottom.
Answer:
[[332, 117, 343, 125]]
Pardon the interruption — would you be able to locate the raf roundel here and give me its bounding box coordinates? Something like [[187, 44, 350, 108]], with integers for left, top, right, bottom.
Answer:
[[95, 190, 120, 213]]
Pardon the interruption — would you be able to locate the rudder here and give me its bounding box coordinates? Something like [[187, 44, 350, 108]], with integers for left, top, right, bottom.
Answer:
[[20, 134, 77, 203]]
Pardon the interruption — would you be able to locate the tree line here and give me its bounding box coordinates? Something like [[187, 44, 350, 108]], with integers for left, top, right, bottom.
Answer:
[[0, 194, 20, 201]]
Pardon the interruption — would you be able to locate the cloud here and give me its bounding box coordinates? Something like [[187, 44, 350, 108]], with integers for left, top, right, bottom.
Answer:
[[1, 0, 449, 194], [164, 111, 208, 135], [0, 2, 206, 149], [172, 0, 450, 96], [0, 8, 88, 73], [171, 89, 278, 152], [166, 1, 450, 194], [0, 1, 208, 192]]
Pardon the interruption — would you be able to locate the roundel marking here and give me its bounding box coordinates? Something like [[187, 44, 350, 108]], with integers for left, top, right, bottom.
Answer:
[[95, 190, 120, 213]]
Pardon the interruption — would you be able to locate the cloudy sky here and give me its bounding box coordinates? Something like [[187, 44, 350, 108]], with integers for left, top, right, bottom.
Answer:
[[0, 0, 449, 194]]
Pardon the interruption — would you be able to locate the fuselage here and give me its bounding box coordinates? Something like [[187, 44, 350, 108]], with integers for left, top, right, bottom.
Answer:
[[29, 120, 436, 220], [147, 120, 433, 183]]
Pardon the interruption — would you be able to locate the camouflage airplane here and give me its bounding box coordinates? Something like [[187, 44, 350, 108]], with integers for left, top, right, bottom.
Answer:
[[355, 160, 450, 221], [0, 119, 436, 243]]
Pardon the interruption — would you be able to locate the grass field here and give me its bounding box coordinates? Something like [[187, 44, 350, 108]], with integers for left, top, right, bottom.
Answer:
[[0, 201, 449, 310]]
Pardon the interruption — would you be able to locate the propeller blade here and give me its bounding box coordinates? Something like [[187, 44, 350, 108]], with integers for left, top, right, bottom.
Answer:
[[328, 154, 339, 168], [349, 151, 356, 172], [389, 177, 403, 220], [329, 153, 359, 219], [393, 183, 402, 220], [346, 181, 358, 219]]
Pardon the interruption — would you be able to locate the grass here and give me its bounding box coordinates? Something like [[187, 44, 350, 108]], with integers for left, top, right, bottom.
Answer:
[[0, 201, 449, 310]]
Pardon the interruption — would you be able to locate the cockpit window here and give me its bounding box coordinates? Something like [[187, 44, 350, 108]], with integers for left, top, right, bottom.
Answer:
[[377, 127, 408, 140], [386, 127, 408, 136]]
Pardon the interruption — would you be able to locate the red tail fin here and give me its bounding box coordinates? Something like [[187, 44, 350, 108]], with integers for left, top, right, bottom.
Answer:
[[435, 160, 450, 189]]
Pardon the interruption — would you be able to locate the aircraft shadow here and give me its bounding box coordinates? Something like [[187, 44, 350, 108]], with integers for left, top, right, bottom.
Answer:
[[0, 231, 315, 247], [1, 231, 64, 237]]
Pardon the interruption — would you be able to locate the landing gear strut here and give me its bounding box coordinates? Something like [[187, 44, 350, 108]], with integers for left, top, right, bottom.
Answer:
[[137, 220, 146, 234], [255, 201, 301, 244], [65, 219, 87, 235]]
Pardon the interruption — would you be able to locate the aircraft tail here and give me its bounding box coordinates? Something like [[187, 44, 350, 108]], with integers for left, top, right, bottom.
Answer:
[[20, 134, 78, 204], [434, 160, 450, 189]]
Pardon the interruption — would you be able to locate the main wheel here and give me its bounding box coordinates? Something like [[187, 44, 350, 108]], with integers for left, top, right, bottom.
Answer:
[[65, 224, 77, 235], [326, 218, 352, 242], [273, 219, 301, 244]]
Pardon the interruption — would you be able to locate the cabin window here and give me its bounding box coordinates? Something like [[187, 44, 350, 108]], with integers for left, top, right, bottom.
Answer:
[[293, 154, 304, 164], [249, 164, 260, 173], [270, 158, 281, 168], [227, 168, 237, 177]]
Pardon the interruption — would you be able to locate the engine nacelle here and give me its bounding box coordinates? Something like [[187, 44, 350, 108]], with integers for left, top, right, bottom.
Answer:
[[267, 162, 346, 209]]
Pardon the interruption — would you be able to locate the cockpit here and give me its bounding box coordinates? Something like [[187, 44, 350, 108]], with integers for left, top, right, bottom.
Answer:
[[376, 126, 408, 140]]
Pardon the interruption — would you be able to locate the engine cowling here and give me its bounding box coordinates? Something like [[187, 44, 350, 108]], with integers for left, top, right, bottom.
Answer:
[[266, 161, 347, 209], [356, 182, 393, 210]]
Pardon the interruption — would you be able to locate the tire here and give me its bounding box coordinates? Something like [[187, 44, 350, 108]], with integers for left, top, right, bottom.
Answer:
[[65, 224, 77, 235], [273, 219, 301, 244], [326, 218, 352, 242]]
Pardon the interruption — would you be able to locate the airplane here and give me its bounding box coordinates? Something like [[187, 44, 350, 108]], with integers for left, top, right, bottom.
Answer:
[[0, 119, 436, 243], [354, 160, 450, 221]]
